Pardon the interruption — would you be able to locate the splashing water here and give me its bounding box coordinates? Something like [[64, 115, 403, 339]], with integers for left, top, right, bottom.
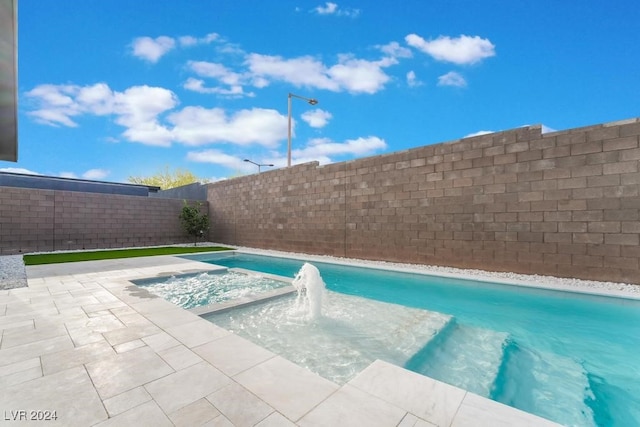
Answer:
[[292, 263, 325, 320]]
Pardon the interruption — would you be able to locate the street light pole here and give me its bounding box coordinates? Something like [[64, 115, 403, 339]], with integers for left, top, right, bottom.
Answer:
[[287, 93, 318, 167], [243, 158, 273, 173]]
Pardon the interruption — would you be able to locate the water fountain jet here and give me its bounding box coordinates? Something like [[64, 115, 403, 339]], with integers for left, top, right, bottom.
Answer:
[[292, 263, 325, 320]]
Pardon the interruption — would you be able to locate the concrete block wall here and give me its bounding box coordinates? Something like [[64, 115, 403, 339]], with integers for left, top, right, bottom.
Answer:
[[208, 118, 640, 284], [0, 188, 206, 254], [209, 162, 347, 256]]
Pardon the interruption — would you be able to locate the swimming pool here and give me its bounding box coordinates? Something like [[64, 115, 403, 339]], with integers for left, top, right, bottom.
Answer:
[[132, 270, 287, 309], [184, 251, 640, 427]]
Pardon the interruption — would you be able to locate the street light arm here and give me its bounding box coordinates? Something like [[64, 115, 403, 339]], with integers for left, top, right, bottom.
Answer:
[[288, 93, 318, 105], [287, 92, 319, 167], [244, 158, 273, 173]]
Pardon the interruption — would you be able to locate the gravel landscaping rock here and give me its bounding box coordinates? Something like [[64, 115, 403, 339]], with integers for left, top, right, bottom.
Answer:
[[0, 255, 28, 290]]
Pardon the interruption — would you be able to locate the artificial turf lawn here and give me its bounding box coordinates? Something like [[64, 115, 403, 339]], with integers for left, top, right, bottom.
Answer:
[[23, 246, 233, 265]]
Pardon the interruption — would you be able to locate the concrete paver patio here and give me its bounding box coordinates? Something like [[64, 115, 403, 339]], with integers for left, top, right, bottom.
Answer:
[[0, 256, 561, 426]]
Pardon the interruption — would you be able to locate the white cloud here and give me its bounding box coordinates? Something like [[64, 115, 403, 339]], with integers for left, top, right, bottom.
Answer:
[[188, 61, 242, 86], [176, 36, 400, 98], [406, 70, 423, 87], [201, 33, 219, 44], [121, 123, 174, 147], [216, 41, 246, 56], [62, 170, 110, 180], [188, 150, 279, 174], [542, 124, 556, 134], [25, 82, 292, 148], [328, 55, 393, 94], [0, 167, 40, 175], [237, 135, 388, 168], [313, 2, 360, 17], [205, 176, 228, 183], [26, 83, 177, 146], [82, 169, 110, 180], [465, 124, 556, 139], [405, 34, 495, 65], [186, 149, 246, 170], [188, 134, 387, 170], [301, 109, 332, 128], [131, 36, 176, 63], [168, 107, 287, 147], [377, 41, 412, 59], [111, 85, 178, 146], [27, 84, 76, 107], [130, 33, 218, 59], [246, 53, 394, 94], [250, 76, 269, 89], [25, 84, 83, 126], [76, 83, 114, 115], [185, 61, 253, 97], [519, 123, 557, 134], [184, 78, 211, 93], [179, 33, 219, 47], [465, 130, 495, 138], [293, 136, 387, 164], [315, 2, 337, 14], [438, 71, 467, 87], [246, 54, 337, 91], [28, 108, 79, 128], [183, 78, 252, 98], [179, 36, 198, 47]]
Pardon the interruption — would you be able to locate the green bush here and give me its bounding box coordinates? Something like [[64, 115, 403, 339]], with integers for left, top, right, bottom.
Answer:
[[179, 201, 210, 245]]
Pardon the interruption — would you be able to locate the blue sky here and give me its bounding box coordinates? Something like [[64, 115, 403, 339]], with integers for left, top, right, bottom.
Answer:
[[3, 0, 639, 182]]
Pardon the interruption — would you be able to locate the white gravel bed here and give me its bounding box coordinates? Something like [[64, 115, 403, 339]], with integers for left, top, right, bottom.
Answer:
[[0, 255, 28, 290], [222, 244, 640, 300]]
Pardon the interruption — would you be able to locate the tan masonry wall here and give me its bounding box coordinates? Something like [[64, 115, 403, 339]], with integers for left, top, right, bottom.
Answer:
[[208, 118, 640, 284], [0, 189, 206, 254]]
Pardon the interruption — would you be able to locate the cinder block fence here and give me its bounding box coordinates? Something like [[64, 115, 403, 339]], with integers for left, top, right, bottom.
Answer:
[[2, 118, 638, 284], [0, 189, 205, 254], [208, 118, 640, 284]]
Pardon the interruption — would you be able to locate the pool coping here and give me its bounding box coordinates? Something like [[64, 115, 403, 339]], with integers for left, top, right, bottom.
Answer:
[[1, 252, 602, 425], [188, 283, 296, 316]]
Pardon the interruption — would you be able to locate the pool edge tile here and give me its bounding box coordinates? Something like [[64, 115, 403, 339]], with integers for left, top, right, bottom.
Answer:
[[233, 355, 339, 422], [348, 360, 466, 427], [451, 391, 563, 427]]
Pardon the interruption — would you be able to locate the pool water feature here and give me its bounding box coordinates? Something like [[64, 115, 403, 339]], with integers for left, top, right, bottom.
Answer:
[[133, 270, 287, 309], [184, 252, 640, 427], [292, 262, 325, 320]]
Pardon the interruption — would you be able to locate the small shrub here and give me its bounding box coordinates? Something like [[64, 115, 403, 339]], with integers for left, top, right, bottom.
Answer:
[[179, 201, 210, 245]]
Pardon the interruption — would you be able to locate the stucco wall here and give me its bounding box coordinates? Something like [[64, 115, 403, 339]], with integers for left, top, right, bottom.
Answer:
[[208, 118, 640, 284], [0, 188, 207, 254]]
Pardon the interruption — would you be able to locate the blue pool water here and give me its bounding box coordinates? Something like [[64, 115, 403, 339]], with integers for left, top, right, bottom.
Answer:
[[184, 252, 640, 427]]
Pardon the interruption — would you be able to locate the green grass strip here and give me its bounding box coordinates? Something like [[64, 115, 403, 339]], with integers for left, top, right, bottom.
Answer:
[[23, 246, 233, 265]]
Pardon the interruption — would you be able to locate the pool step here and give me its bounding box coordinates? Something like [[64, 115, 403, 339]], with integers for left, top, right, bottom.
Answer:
[[383, 309, 455, 366], [405, 320, 509, 397], [209, 290, 455, 385], [321, 295, 455, 368], [491, 341, 596, 427]]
